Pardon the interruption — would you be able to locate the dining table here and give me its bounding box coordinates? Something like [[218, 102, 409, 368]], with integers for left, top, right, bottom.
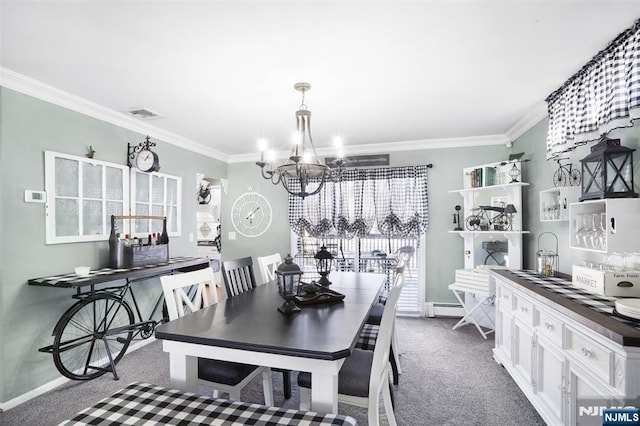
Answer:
[[155, 271, 386, 414]]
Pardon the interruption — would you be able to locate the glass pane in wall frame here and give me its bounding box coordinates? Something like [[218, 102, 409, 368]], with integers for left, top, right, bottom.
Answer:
[[168, 206, 178, 232], [152, 175, 165, 204], [135, 203, 150, 233], [55, 198, 79, 236], [55, 157, 79, 197], [166, 178, 178, 205], [106, 167, 123, 200], [83, 200, 104, 235], [136, 172, 150, 202], [82, 163, 103, 199]]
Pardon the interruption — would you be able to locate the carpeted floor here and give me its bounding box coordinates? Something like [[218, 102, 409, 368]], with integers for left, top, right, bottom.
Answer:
[[0, 317, 544, 425]]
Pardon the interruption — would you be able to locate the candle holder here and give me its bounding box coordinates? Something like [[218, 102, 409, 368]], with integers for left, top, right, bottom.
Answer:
[[276, 254, 302, 314], [315, 245, 334, 287]]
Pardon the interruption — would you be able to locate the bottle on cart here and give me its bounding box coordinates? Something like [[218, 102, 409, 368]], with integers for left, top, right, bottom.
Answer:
[[108, 215, 119, 268], [159, 218, 169, 244]]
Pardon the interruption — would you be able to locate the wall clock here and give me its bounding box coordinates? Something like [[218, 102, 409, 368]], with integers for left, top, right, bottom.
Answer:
[[231, 191, 273, 238], [135, 148, 160, 173]]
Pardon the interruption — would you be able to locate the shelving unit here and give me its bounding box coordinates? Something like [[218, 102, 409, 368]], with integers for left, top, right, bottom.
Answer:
[[539, 186, 580, 222], [450, 162, 529, 269]]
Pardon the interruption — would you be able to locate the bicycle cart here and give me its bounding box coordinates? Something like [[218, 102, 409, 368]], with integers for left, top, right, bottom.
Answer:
[[29, 257, 210, 381]]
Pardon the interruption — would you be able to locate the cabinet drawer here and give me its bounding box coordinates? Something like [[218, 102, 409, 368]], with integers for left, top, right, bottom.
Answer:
[[566, 326, 613, 383], [513, 294, 534, 326], [497, 285, 513, 311], [536, 309, 563, 347]]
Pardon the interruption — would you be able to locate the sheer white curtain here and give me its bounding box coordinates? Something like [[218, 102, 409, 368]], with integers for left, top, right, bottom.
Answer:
[[546, 18, 640, 159]]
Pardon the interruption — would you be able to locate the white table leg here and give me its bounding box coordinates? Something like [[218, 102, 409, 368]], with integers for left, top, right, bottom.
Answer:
[[168, 352, 199, 393], [310, 372, 339, 413]]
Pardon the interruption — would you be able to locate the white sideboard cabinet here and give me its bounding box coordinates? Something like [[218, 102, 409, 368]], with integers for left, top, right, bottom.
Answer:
[[492, 270, 640, 426]]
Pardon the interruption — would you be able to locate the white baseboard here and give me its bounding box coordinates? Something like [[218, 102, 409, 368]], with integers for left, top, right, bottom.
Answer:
[[424, 302, 464, 318], [0, 338, 156, 411]]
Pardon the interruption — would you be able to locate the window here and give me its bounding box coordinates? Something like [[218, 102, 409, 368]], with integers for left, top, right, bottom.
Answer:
[[45, 151, 129, 244], [130, 169, 182, 237]]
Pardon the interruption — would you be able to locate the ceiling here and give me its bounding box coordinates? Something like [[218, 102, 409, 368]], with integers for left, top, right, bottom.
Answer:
[[1, 1, 639, 162]]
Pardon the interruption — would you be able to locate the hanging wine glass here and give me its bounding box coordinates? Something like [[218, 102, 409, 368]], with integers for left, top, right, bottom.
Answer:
[[596, 212, 607, 251], [582, 213, 595, 249]]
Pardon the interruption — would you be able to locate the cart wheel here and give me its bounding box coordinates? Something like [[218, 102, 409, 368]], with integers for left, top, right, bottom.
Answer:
[[52, 294, 134, 380], [465, 215, 481, 231]]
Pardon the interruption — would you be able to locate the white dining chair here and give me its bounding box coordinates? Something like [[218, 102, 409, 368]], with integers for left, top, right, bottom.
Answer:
[[160, 267, 274, 405], [297, 282, 403, 426], [256, 253, 282, 285]]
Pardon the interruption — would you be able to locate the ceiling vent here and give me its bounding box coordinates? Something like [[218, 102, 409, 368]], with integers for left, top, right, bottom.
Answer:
[[126, 108, 162, 120]]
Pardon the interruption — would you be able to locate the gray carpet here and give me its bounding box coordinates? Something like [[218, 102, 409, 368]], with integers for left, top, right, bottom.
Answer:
[[0, 317, 544, 425]]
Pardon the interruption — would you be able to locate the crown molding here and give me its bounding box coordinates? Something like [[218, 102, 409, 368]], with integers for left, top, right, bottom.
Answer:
[[505, 101, 548, 143], [0, 67, 229, 162], [228, 134, 509, 163]]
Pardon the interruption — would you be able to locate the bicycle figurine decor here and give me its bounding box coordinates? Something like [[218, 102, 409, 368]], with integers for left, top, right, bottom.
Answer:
[[552, 158, 581, 187], [465, 203, 516, 231]]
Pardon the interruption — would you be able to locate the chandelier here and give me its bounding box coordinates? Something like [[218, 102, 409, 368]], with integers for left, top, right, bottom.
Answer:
[[256, 82, 343, 198]]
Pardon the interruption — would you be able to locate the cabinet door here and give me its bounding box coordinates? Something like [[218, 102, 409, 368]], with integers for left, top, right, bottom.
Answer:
[[566, 361, 615, 426], [535, 334, 565, 425], [494, 306, 513, 365], [512, 317, 535, 390]]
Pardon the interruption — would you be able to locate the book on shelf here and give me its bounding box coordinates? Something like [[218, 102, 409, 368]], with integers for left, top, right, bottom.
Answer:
[[484, 166, 496, 186]]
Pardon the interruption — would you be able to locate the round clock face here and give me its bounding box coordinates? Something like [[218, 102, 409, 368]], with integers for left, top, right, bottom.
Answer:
[[136, 149, 159, 172], [231, 192, 273, 238]]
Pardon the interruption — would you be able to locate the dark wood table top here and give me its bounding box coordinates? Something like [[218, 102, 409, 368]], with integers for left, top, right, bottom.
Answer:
[[155, 271, 386, 360], [28, 257, 210, 288], [493, 269, 640, 347]]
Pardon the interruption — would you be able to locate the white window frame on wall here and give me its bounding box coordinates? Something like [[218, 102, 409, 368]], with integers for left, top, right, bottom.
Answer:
[[130, 169, 182, 237], [44, 151, 130, 244]]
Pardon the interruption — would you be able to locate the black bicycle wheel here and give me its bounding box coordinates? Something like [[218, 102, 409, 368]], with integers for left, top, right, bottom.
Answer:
[[52, 294, 134, 380], [552, 169, 567, 187], [568, 168, 581, 186], [465, 214, 481, 231]]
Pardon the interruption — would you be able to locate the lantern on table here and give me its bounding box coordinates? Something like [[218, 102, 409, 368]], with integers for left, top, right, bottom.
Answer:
[[580, 136, 638, 201], [315, 245, 334, 287], [276, 254, 302, 314]]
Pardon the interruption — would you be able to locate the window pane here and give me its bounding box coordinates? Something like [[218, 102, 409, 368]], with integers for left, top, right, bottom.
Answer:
[[83, 163, 103, 199], [135, 203, 150, 233], [152, 175, 164, 204], [83, 200, 103, 235], [136, 173, 149, 202], [56, 198, 79, 236], [167, 178, 178, 205], [168, 206, 178, 232], [106, 167, 123, 200], [55, 157, 78, 197], [106, 201, 123, 235]]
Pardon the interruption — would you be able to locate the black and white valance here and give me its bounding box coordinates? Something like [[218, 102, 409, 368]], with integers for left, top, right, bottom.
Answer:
[[288, 165, 430, 239], [546, 18, 640, 159]]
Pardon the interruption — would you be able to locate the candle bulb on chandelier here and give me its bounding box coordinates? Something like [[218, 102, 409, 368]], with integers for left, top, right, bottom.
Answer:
[[257, 138, 268, 162]]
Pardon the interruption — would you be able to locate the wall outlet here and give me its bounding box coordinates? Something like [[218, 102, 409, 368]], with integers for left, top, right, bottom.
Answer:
[[24, 190, 46, 203]]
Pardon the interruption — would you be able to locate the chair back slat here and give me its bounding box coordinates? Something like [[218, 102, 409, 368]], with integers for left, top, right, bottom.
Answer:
[[256, 253, 282, 285], [222, 257, 258, 297], [370, 274, 404, 392], [160, 268, 217, 321]]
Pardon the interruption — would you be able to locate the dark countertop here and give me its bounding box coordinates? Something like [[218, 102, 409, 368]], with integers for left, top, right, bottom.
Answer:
[[492, 269, 640, 347]]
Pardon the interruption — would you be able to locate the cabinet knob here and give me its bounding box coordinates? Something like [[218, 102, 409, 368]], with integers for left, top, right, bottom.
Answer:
[[581, 347, 593, 358], [545, 322, 553, 330], [520, 306, 528, 312]]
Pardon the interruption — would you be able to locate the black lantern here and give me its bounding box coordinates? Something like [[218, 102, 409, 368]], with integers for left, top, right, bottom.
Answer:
[[508, 162, 521, 183], [314, 245, 334, 287], [579, 137, 637, 201], [276, 254, 302, 314]]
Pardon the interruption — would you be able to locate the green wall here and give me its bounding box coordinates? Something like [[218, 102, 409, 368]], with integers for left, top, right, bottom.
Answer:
[[0, 87, 226, 402]]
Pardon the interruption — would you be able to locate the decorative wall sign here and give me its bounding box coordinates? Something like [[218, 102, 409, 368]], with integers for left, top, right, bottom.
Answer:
[[325, 154, 389, 168]]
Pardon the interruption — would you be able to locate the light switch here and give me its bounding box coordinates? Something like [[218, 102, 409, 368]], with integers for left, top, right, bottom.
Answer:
[[228, 232, 237, 240]]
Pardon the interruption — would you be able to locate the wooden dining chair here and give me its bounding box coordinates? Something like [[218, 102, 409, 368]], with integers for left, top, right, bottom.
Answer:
[[365, 264, 405, 385], [160, 267, 274, 405], [256, 253, 282, 285], [221, 257, 258, 297], [221, 257, 292, 399], [298, 283, 403, 426]]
